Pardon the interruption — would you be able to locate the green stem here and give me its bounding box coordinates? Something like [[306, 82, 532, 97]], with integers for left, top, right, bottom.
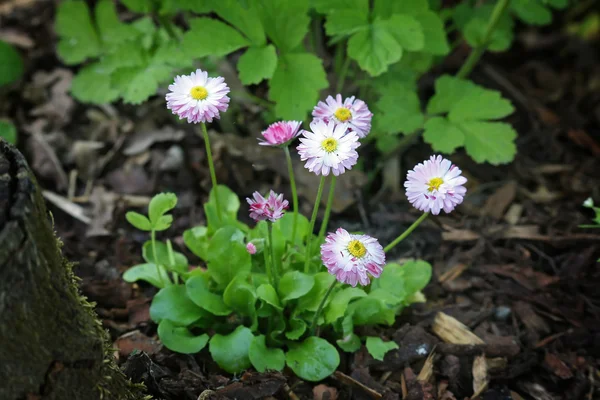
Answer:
[[304, 176, 326, 274], [383, 212, 429, 253], [336, 55, 351, 93], [456, 0, 511, 79], [309, 280, 338, 336], [268, 222, 279, 289], [151, 230, 166, 286], [200, 122, 222, 222], [284, 146, 299, 246], [318, 175, 336, 241]]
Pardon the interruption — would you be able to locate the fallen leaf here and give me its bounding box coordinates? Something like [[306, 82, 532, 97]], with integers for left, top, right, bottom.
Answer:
[[543, 353, 573, 379], [123, 125, 185, 156], [481, 181, 517, 219], [114, 330, 161, 358]]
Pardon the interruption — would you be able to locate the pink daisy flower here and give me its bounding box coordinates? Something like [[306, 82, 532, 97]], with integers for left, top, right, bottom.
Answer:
[[312, 94, 373, 138], [404, 155, 467, 215], [321, 228, 385, 287], [246, 190, 289, 222], [246, 242, 257, 255], [297, 120, 360, 176], [166, 69, 230, 124], [259, 120, 302, 147]]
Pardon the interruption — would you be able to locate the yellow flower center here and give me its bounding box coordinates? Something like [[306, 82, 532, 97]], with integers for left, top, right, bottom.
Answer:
[[321, 137, 338, 153], [347, 240, 366, 258], [190, 86, 208, 100], [428, 177, 444, 192], [334, 107, 352, 122]]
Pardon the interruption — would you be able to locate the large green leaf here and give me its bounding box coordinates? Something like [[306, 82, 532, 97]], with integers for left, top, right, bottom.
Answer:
[[186, 275, 232, 316], [237, 45, 278, 85], [55, 1, 101, 64], [286, 337, 340, 382], [70, 63, 120, 104], [347, 19, 403, 77], [207, 226, 251, 289], [249, 335, 285, 372], [209, 326, 254, 373], [0, 41, 23, 87], [150, 285, 204, 326], [460, 121, 517, 165], [214, 0, 266, 45], [158, 320, 209, 354], [278, 271, 315, 302], [182, 17, 251, 58], [257, 0, 310, 51]]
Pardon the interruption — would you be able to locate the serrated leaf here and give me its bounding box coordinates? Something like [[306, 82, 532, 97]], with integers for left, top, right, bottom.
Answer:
[[374, 0, 429, 16], [257, 0, 310, 51], [98, 41, 146, 72], [182, 17, 250, 59], [55, 1, 101, 64], [0, 120, 17, 144], [462, 5, 514, 52], [214, 0, 266, 45], [365, 337, 399, 361], [159, 0, 213, 13], [511, 0, 552, 25], [237, 45, 278, 85], [385, 14, 425, 52], [459, 121, 517, 165], [448, 88, 514, 122], [71, 64, 119, 104], [347, 19, 403, 77], [325, 10, 369, 36], [414, 11, 450, 55], [0, 41, 23, 87], [423, 117, 465, 153], [95, 0, 139, 50], [376, 84, 424, 134], [111, 64, 173, 104], [314, 0, 368, 14], [269, 53, 328, 119]]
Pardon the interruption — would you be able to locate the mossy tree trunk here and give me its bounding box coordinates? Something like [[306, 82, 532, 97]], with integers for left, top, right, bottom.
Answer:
[[0, 141, 147, 400]]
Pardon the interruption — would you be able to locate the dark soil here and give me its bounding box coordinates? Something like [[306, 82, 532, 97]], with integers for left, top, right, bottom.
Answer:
[[2, 2, 599, 399]]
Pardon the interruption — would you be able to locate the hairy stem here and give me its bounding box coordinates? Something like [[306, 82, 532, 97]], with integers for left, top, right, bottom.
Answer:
[[304, 176, 326, 273], [200, 123, 222, 222], [268, 222, 279, 289], [284, 146, 299, 246], [383, 212, 429, 253], [318, 175, 336, 240], [309, 280, 338, 336]]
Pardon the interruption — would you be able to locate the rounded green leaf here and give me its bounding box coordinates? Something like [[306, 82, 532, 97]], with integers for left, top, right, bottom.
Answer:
[[183, 226, 210, 260], [126, 211, 152, 231], [297, 272, 335, 313], [285, 318, 306, 340], [148, 192, 177, 227], [186, 275, 232, 316], [142, 240, 188, 274], [278, 271, 315, 302], [324, 287, 367, 324], [150, 285, 204, 325], [249, 335, 285, 372], [0, 120, 17, 145], [399, 260, 432, 295], [0, 41, 23, 87], [365, 336, 399, 361], [158, 319, 209, 354], [337, 333, 361, 353], [257, 284, 282, 311], [207, 226, 251, 289], [209, 326, 254, 373], [286, 337, 340, 382], [123, 263, 170, 288]]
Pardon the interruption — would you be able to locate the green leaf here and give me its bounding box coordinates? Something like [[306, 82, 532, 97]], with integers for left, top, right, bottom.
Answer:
[[237, 45, 278, 85], [376, 85, 424, 134], [459, 121, 517, 165], [111, 64, 173, 104], [223, 275, 257, 318], [142, 240, 188, 275], [182, 17, 250, 59], [183, 226, 210, 260], [286, 337, 340, 382], [337, 333, 361, 353], [123, 263, 170, 288], [374, 0, 429, 16], [423, 117, 465, 154], [257, 0, 310, 51], [95, 0, 139, 50], [269, 53, 328, 119], [384, 14, 425, 52], [426, 75, 469, 115], [296, 272, 335, 313], [414, 11, 450, 55], [126, 211, 152, 231], [325, 10, 369, 36], [55, 1, 101, 64], [209, 326, 254, 373], [349, 289, 399, 326], [204, 185, 244, 233], [511, 0, 552, 25], [150, 285, 204, 325], [365, 337, 399, 361], [276, 212, 310, 245], [207, 226, 251, 289], [214, 0, 266, 45], [278, 271, 315, 302], [347, 20, 402, 77], [121, 0, 154, 12], [324, 287, 367, 324], [186, 275, 233, 316], [314, 0, 368, 13], [462, 6, 514, 52], [0, 41, 23, 87], [448, 88, 514, 122], [0, 120, 17, 145], [70, 64, 120, 104], [257, 284, 283, 311], [286, 318, 307, 340], [158, 320, 209, 354], [249, 335, 285, 372], [159, 0, 213, 13], [400, 260, 432, 296], [148, 192, 178, 228]]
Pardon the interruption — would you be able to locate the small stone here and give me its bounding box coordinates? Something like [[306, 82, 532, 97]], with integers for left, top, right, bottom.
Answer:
[[495, 306, 512, 321]]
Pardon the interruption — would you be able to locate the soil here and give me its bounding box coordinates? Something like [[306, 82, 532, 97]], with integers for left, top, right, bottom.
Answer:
[[1, 2, 599, 399]]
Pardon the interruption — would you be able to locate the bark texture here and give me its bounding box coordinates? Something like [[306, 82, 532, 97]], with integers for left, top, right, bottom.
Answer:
[[0, 141, 147, 400]]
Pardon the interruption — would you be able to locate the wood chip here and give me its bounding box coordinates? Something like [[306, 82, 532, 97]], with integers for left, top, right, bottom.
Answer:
[[417, 350, 436, 383], [432, 312, 485, 345], [471, 354, 488, 399]]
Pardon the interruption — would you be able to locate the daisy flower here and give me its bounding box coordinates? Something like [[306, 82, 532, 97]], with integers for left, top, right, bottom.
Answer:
[[321, 228, 385, 287], [297, 120, 359, 176], [246, 242, 257, 255], [404, 155, 467, 215], [166, 69, 230, 124], [246, 190, 289, 222], [259, 120, 302, 147], [312, 94, 372, 138]]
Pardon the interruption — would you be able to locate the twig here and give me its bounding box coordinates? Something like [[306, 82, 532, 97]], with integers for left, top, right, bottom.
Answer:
[[333, 371, 382, 399], [42, 190, 91, 224]]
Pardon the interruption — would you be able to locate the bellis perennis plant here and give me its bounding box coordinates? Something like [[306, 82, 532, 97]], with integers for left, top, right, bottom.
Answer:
[[124, 76, 468, 381]]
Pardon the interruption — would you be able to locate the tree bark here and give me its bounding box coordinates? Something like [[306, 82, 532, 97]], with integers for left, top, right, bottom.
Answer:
[[0, 140, 147, 400]]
